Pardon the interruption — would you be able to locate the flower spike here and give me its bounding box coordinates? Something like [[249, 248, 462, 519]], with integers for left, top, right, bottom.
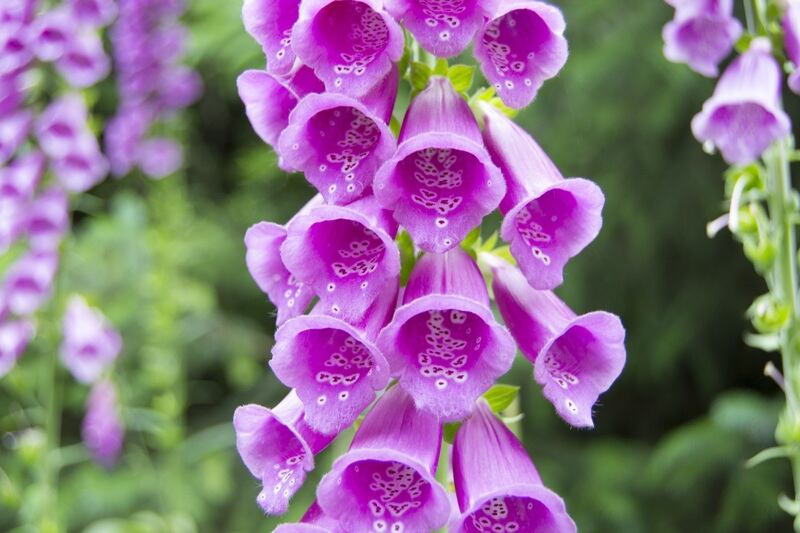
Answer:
[[480, 101, 604, 290], [291, 0, 404, 97], [317, 386, 451, 532], [488, 256, 626, 428], [81, 379, 124, 468], [691, 38, 790, 166], [474, 1, 568, 109], [270, 283, 396, 434], [242, 0, 301, 76], [385, 0, 498, 58], [278, 69, 398, 205], [60, 295, 122, 384], [233, 391, 337, 515], [451, 399, 577, 532], [281, 194, 400, 322], [377, 248, 516, 421], [374, 76, 505, 253]]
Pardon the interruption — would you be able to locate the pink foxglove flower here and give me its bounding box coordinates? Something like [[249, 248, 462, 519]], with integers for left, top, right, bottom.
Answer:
[[783, 1, 800, 95], [0, 110, 32, 164], [386, 0, 498, 57], [0, 23, 33, 78], [0, 150, 44, 201], [316, 386, 451, 532], [234, 391, 337, 515], [377, 248, 515, 421], [278, 69, 397, 205], [36, 94, 90, 159], [81, 379, 124, 467], [663, 0, 742, 78], [270, 285, 397, 435], [291, 0, 404, 97], [274, 501, 343, 532], [242, 0, 301, 77], [55, 32, 110, 88], [692, 38, 790, 166], [451, 399, 577, 532], [60, 295, 122, 384], [474, 1, 568, 109], [281, 195, 400, 322], [481, 102, 604, 290], [135, 137, 182, 179], [26, 187, 69, 250], [0, 319, 35, 378], [1, 250, 58, 316], [51, 136, 109, 193], [29, 8, 72, 61], [0, 78, 23, 119], [237, 67, 324, 169], [67, 0, 118, 28], [489, 257, 626, 428], [374, 76, 505, 253]]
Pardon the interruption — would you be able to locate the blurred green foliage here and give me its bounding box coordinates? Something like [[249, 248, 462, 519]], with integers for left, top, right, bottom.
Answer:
[[1, 0, 797, 531]]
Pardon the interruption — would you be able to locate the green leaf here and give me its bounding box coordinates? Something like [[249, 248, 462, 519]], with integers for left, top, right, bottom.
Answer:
[[397, 230, 416, 286], [447, 64, 475, 94], [409, 62, 432, 91], [483, 384, 520, 413]]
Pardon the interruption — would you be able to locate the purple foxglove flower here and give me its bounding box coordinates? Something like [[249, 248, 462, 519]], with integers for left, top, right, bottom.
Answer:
[[451, 399, 576, 532], [374, 76, 505, 253], [67, 0, 118, 28], [0, 110, 32, 165], [281, 195, 400, 322], [0, 78, 22, 119], [244, 220, 316, 326], [662, 0, 742, 77], [1, 0, 36, 25], [0, 23, 32, 78], [489, 256, 625, 428], [81, 379, 124, 467], [277, 74, 397, 204], [157, 66, 202, 111], [55, 32, 110, 88], [385, 0, 498, 57], [1, 250, 58, 316], [291, 0, 404, 97], [0, 150, 44, 201], [242, 0, 301, 76], [233, 391, 336, 515], [29, 8, 72, 61], [0, 319, 35, 378], [26, 188, 69, 250], [52, 138, 108, 192], [474, 1, 568, 109], [0, 198, 26, 253], [480, 102, 604, 290], [274, 501, 343, 533], [269, 285, 397, 435], [60, 295, 122, 384], [316, 385, 451, 532], [237, 67, 324, 168], [136, 137, 182, 179], [784, 2, 800, 94], [36, 94, 89, 158], [104, 104, 151, 177], [376, 248, 516, 421], [691, 38, 791, 165]]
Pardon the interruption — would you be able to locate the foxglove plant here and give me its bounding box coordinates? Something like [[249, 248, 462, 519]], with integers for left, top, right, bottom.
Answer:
[[662, 0, 800, 528], [236, 0, 626, 528]]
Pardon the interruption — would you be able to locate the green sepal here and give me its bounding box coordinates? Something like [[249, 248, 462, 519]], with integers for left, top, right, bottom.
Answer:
[[483, 383, 520, 413], [447, 64, 475, 94], [748, 293, 791, 334], [409, 62, 432, 92], [397, 230, 417, 286]]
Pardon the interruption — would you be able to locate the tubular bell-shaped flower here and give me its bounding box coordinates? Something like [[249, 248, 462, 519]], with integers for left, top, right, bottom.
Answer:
[[68, 0, 118, 28], [270, 284, 396, 435], [274, 501, 343, 532], [233, 391, 337, 515], [244, 197, 324, 326], [278, 68, 398, 205], [377, 248, 515, 421], [0, 250, 58, 316], [0, 110, 31, 165], [26, 187, 69, 250], [0, 319, 35, 378], [488, 256, 625, 428], [385, 0, 498, 58], [0, 150, 44, 200], [60, 295, 122, 384], [237, 66, 324, 168], [317, 386, 451, 532], [374, 76, 505, 253], [291, 0, 404, 97], [281, 195, 400, 322], [662, 0, 742, 78], [36, 94, 89, 159], [473, 1, 568, 109], [451, 399, 576, 532], [480, 102, 604, 290], [691, 38, 790, 166], [55, 32, 110, 88], [242, 0, 301, 76], [29, 8, 72, 62], [783, 1, 800, 95], [81, 379, 124, 467]]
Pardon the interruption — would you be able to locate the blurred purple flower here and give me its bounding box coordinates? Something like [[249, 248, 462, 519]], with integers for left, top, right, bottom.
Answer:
[[784, 1, 800, 94], [1, 250, 58, 316], [317, 386, 451, 532], [0, 150, 44, 201], [26, 187, 69, 250], [377, 248, 516, 421], [29, 8, 72, 62], [0, 110, 32, 165], [55, 32, 110, 88], [233, 391, 336, 515], [51, 136, 108, 192], [0, 319, 35, 378], [451, 399, 576, 532], [67, 0, 117, 28], [692, 38, 790, 165], [81, 379, 124, 467], [135, 137, 182, 179], [60, 295, 122, 384]]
